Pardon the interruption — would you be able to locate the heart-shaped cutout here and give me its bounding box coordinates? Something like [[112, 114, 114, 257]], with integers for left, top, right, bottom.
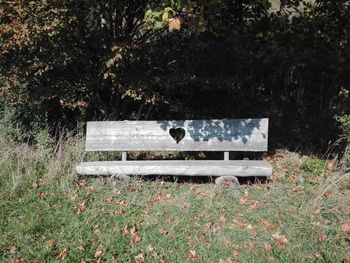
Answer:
[[169, 128, 186, 144]]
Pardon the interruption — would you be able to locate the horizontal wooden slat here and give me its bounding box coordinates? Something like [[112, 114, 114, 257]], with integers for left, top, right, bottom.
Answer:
[[85, 119, 268, 152], [76, 160, 272, 176]]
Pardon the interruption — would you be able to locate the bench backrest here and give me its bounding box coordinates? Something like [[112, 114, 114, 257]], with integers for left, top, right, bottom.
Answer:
[[85, 118, 268, 152]]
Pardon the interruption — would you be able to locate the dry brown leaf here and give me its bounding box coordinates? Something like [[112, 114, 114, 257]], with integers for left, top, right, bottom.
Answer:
[[268, 256, 276, 262], [78, 201, 85, 213], [188, 250, 199, 262], [93, 225, 100, 236], [111, 210, 123, 217], [94, 245, 104, 261], [243, 241, 255, 250], [264, 243, 272, 253], [341, 222, 350, 233], [159, 227, 168, 235], [219, 257, 233, 263], [239, 199, 248, 205], [123, 224, 129, 237], [147, 244, 155, 252], [58, 248, 68, 260], [271, 233, 288, 249], [318, 234, 327, 241], [232, 219, 246, 229], [46, 239, 54, 247], [135, 253, 145, 263], [169, 18, 181, 32], [37, 191, 47, 200], [219, 216, 226, 223], [231, 250, 239, 257], [77, 179, 86, 187], [261, 219, 274, 229], [205, 222, 213, 230], [10, 246, 16, 254], [130, 225, 141, 244]]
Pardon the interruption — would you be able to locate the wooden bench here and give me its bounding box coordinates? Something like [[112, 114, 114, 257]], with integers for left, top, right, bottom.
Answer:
[[76, 119, 272, 184]]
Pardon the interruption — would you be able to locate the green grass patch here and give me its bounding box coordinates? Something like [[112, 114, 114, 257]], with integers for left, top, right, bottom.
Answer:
[[0, 136, 349, 262]]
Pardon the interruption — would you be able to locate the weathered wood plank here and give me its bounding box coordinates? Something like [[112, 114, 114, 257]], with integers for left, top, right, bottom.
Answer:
[[85, 119, 269, 152], [76, 160, 272, 177]]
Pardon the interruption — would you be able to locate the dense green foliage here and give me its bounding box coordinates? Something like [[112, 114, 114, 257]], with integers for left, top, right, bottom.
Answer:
[[1, 0, 350, 150]]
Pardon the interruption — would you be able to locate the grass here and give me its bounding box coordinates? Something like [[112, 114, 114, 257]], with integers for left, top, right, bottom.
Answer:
[[0, 134, 350, 262]]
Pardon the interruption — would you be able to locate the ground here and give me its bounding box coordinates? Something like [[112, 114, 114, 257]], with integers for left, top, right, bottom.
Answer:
[[0, 137, 349, 262]]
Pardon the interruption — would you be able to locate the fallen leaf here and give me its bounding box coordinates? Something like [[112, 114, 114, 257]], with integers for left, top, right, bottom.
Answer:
[[78, 201, 85, 213], [70, 194, 78, 201], [58, 248, 68, 260], [268, 256, 276, 262], [159, 227, 168, 235], [318, 234, 327, 241], [123, 224, 129, 237], [135, 253, 145, 263], [147, 244, 155, 252], [10, 246, 16, 254], [323, 191, 332, 198], [219, 257, 233, 263], [249, 202, 259, 210], [341, 222, 350, 233], [264, 243, 272, 253], [243, 241, 255, 250], [219, 216, 226, 223], [94, 245, 104, 261], [261, 219, 274, 229], [188, 250, 199, 261], [130, 225, 141, 244], [205, 222, 213, 230], [111, 210, 123, 217], [271, 233, 288, 249], [37, 191, 47, 200], [239, 199, 248, 205], [77, 179, 86, 187], [46, 239, 54, 247], [93, 225, 100, 236], [311, 208, 321, 216], [232, 219, 246, 229]]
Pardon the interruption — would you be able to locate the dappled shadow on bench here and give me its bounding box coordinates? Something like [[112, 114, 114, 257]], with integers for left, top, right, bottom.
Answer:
[[157, 119, 265, 144]]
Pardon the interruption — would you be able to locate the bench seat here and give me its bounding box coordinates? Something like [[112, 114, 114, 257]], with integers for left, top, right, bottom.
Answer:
[[76, 160, 272, 177]]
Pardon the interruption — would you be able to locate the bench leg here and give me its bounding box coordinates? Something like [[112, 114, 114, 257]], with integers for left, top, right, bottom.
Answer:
[[215, 176, 240, 191]]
